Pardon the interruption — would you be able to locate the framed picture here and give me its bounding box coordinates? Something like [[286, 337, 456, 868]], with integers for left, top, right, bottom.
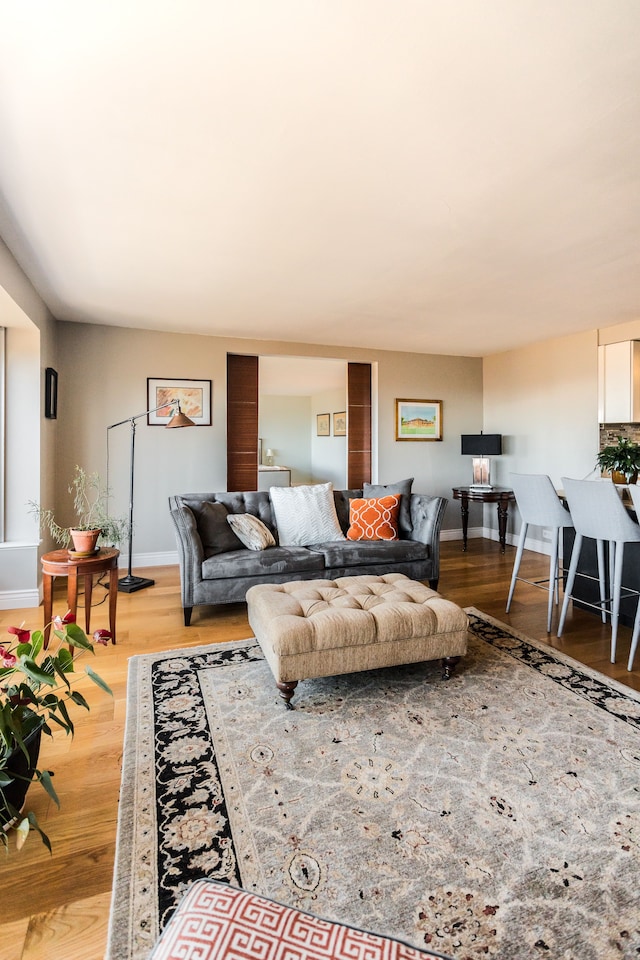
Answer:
[[333, 411, 346, 436], [395, 398, 443, 441], [45, 367, 58, 419], [316, 412, 330, 436], [147, 378, 212, 425]]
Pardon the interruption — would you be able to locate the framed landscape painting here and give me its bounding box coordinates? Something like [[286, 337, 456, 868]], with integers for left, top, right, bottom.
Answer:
[[395, 398, 442, 441], [147, 378, 212, 425]]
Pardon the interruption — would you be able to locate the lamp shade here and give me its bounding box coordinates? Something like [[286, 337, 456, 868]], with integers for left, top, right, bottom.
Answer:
[[461, 434, 502, 456]]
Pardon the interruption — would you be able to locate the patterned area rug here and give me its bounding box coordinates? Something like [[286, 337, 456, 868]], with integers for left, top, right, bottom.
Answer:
[[107, 610, 640, 960]]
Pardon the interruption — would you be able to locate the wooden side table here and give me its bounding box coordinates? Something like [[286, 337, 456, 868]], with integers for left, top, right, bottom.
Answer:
[[41, 547, 120, 646], [452, 486, 516, 553]]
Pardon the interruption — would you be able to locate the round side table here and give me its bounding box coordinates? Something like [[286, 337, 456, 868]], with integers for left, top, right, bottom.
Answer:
[[41, 547, 120, 646]]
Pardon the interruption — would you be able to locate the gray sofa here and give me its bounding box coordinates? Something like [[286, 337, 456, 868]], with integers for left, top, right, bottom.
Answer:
[[169, 488, 447, 625]]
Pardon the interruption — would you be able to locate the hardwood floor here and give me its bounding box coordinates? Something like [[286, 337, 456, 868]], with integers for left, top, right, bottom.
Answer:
[[2, 539, 639, 959]]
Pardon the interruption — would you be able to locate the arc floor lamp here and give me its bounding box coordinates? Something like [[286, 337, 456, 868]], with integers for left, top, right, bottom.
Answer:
[[107, 400, 195, 592]]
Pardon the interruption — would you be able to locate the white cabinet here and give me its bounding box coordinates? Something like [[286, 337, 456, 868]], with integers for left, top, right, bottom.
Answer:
[[598, 341, 640, 423]]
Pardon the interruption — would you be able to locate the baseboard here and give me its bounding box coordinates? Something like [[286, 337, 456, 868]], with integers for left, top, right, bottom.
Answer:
[[0, 589, 41, 611]]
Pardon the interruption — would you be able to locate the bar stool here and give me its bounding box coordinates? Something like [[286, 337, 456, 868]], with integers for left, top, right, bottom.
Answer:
[[623, 483, 640, 671], [506, 473, 574, 632], [558, 478, 640, 665]]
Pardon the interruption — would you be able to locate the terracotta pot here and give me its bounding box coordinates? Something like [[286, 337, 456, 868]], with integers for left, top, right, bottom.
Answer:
[[69, 528, 101, 556]]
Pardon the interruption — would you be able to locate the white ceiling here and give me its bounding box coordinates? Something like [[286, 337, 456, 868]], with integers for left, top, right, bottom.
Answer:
[[0, 1, 639, 358]]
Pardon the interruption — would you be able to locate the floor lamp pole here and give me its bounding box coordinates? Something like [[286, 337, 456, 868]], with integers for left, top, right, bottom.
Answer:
[[117, 417, 155, 593], [107, 401, 195, 593]]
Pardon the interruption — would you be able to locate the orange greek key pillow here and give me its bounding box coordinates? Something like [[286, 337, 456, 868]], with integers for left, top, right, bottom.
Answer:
[[346, 495, 400, 541]]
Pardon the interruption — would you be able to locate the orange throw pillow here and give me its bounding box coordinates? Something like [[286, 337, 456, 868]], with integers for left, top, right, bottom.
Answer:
[[346, 495, 400, 541]]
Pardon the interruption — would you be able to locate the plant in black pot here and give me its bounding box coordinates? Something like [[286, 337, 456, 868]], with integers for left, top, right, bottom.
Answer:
[[596, 436, 640, 484], [29, 465, 128, 556], [0, 614, 112, 850]]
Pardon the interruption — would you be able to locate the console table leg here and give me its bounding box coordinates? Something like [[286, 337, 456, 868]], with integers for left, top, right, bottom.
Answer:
[[460, 499, 469, 551], [497, 502, 509, 553]]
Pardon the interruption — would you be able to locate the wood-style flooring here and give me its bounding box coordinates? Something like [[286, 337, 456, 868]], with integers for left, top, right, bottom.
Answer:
[[1, 539, 638, 959]]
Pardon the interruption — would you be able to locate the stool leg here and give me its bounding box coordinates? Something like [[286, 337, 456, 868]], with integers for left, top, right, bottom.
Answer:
[[547, 529, 560, 633], [506, 523, 528, 613], [628, 600, 640, 671], [109, 564, 118, 644], [84, 573, 93, 634], [43, 574, 53, 648], [610, 541, 624, 664], [558, 533, 582, 636]]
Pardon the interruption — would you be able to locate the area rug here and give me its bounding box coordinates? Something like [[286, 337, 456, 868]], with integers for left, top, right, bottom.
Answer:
[[107, 610, 640, 960]]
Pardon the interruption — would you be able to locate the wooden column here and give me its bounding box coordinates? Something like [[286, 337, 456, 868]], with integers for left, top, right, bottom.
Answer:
[[347, 362, 372, 488], [227, 353, 258, 491]]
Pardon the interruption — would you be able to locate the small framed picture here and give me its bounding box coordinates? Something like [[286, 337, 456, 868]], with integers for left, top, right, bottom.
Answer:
[[317, 412, 330, 436], [395, 399, 443, 441], [333, 411, 346, 436], [147, 378, 212, 425]]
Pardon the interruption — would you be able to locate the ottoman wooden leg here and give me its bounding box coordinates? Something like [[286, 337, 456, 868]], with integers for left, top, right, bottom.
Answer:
[[442, 656, 461, 680], [276, 680, 298, 709]]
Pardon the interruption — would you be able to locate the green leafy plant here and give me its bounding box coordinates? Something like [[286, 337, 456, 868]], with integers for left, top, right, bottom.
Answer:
[[29, 465, 128, 549], [596, 436, 640, 484], [0, 614, 112, 851]]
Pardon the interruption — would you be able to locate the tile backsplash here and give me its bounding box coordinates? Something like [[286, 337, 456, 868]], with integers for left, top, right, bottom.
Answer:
[[599, 423, 640, 449]]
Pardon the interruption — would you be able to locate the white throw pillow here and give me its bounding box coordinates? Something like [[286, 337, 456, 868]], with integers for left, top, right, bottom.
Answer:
[[226, 514, 276, 551], [269, 482, 346, 546]]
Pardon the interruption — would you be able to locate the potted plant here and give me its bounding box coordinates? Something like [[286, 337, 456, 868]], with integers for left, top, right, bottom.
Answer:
[[29, 465, 128, 555], [0, 614, 112, 850], [596, 436, 640, 484]]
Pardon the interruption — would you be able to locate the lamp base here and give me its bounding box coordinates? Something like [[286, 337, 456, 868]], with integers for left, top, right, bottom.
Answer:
[[118, 574, 155, 593]]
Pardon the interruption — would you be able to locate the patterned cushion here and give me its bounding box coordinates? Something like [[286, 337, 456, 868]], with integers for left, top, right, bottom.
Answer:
[[270, 482, 346, 546], [227, 513, 276, 550], [347, 495, 401, 541], [149, 879, 454, 960]]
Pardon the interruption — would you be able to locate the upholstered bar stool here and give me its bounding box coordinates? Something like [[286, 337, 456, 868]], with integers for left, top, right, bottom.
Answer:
[[506, 473, 574, 632], [623, 484, 640, 670], [558, 478, 640, 665]]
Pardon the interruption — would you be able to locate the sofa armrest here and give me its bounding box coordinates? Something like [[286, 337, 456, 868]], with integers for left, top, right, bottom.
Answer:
[[168, 496, 204, 609], [408, 494, 448, 586]]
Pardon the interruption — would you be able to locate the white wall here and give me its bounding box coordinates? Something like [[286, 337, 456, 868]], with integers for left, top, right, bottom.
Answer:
[[483, 328, 599, 548], [259, 395, 312, 485], [0, 239, 58, 607], [310, 387, 347, 487]]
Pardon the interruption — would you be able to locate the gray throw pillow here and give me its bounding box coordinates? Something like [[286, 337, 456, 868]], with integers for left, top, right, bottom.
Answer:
[[363, 478, 413, 536], [226, 514, 276, 551], [192, 501, 242, 555]]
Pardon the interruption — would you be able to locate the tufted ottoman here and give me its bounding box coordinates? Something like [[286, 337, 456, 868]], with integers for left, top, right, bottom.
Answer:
[[246, 573, 468, 707]]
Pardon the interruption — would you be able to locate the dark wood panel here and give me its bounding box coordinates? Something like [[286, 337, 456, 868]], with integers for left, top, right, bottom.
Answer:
[[227, 354, 258, 491], [347, 362, 372, 487]]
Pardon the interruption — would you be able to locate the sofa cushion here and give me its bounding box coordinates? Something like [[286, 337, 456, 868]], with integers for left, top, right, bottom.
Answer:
[[270, 482, 346, 546], [363, 478, 413, 536], [190, 501, 243, 556], [202, 546, 324, 581], [227, 513, 276, 550], [308, 538, 428, 568], [347, 495, 400, 541]]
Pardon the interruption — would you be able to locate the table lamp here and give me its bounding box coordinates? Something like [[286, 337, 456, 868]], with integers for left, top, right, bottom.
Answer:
[[460, 433, 502, 490]]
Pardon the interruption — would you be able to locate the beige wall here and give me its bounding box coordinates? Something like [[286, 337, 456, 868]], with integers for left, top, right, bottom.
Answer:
[[56, 321, 484, 561]]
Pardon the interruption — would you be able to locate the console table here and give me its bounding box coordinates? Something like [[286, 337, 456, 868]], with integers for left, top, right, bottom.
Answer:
[[452, 486, 516, 553], [41, 547, 120, 646]]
